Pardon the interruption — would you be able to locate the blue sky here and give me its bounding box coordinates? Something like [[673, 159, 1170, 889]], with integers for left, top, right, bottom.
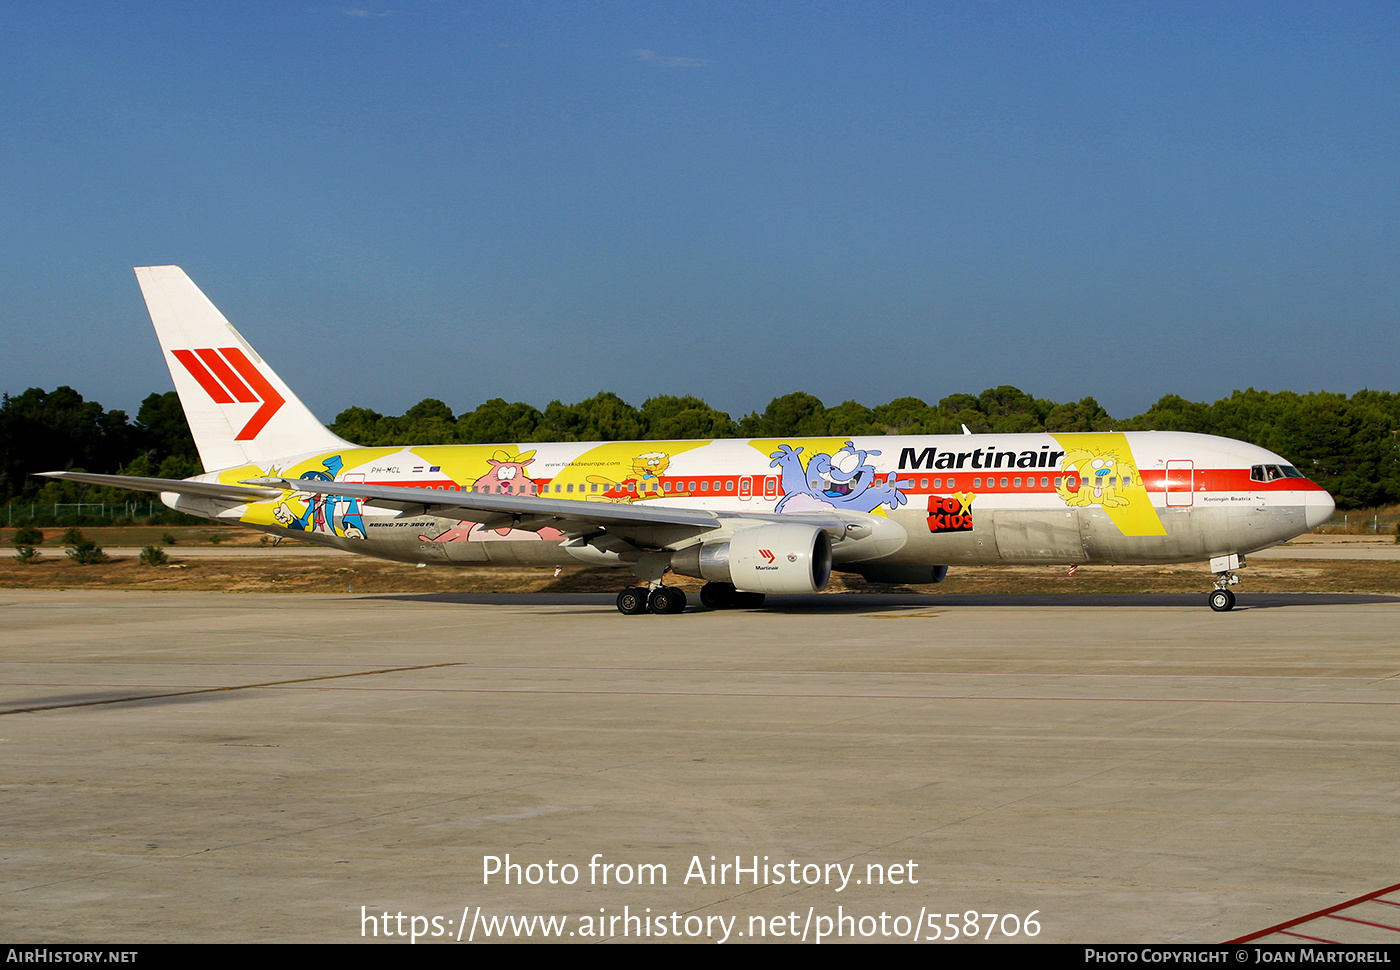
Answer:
[[3, 2, 1397, 425]]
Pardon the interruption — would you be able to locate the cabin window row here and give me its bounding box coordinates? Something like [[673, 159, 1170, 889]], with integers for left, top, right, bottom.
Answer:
[[411, 476, 1095, 495]]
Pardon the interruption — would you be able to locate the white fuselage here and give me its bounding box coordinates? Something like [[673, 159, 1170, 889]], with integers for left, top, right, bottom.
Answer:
[[171, 429, 1334, 577]]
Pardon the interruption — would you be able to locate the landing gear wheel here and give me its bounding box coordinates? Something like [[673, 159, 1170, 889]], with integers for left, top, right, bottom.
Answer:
[[648, 586, 687, 615], [700, 582, 737, 609], [617, 586, 650, 615], [1208, 588, 1236, 612]]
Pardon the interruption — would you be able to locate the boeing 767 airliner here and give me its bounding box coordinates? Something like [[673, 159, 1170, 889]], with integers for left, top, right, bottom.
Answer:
[[44, 267, 1335, 614]]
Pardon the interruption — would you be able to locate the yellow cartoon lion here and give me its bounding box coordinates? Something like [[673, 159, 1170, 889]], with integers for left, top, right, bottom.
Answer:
[[1057, 447, 1138, 509]]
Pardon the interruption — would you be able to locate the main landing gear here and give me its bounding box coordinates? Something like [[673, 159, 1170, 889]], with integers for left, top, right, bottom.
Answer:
[[616, 585, 687, 615], [614, 581, 767, 615]]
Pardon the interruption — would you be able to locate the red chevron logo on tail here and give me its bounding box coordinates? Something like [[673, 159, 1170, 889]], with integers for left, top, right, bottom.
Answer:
[[171, 347, 285, 440]]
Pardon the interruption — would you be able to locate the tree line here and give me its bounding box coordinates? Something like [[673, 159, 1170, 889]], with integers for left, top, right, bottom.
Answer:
[[5, 384, 1398, 510]]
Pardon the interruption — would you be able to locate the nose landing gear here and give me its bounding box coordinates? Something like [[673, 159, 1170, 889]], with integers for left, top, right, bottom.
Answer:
[[1208, 587, 1236, 612], [1208, 554, 1243, 611]]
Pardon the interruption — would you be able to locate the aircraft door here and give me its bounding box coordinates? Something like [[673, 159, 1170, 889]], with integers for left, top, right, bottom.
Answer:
[[1165, 460, 1195, 507]]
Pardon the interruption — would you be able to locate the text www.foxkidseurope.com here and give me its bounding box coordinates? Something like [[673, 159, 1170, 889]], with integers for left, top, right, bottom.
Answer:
[[361, 906, 1041, 943]]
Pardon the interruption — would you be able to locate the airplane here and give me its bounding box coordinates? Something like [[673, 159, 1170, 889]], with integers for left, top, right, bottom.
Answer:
[[43, 266, 1336, 615]]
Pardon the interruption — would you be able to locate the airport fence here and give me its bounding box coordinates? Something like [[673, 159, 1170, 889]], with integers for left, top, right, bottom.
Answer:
[[3, 502, 206, 528], [1317, 510, 1400, 537]]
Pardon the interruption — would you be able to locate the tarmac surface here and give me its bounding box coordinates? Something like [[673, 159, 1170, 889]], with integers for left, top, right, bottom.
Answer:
[[3, 588, 1400, 944]]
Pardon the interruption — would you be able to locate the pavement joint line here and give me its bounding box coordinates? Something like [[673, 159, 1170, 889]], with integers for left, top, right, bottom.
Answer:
[[0, 662, 462, 716]]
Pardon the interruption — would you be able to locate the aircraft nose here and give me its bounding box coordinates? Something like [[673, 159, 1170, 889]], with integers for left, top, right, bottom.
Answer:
[[1305, 489, 1335, 531]]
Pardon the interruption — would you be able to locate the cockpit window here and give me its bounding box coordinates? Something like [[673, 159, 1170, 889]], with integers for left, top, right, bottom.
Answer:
[[1252, 464, 1307, 482]]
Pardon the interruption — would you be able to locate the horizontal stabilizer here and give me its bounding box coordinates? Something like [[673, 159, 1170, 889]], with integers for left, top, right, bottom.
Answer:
[[39, 470, 284, 502]]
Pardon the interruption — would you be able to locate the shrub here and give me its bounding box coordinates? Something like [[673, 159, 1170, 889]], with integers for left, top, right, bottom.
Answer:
[[139, 545, 169, 566], [14, 545, 40, 563], [67, 539, 109, 565], [162, 532, 177, 545], [13, 525, 43, 546], [61, 527, 86, 546]]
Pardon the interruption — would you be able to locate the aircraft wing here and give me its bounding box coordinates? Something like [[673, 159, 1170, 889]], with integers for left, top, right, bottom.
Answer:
[[36, 470, 854, 555], [38, 470, 285, 502], [244, 476, 850, 552]]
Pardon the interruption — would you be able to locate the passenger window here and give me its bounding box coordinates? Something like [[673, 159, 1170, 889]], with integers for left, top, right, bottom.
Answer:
[[1014, 477, 1021, 488], [974, 478, 981, 488]]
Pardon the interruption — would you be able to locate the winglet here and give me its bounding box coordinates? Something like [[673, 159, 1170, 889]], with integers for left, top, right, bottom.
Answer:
[[136, 267, 354, 471]]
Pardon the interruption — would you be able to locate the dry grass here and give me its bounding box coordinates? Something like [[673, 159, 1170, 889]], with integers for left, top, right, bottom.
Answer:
[[1, 552, 1397, 597]]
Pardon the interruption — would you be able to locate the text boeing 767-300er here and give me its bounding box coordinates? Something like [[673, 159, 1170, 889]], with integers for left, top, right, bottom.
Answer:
[[44, 266, 1335, 614]]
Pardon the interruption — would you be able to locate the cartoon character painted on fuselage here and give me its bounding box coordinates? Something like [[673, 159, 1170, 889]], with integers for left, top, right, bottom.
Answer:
[[273, 455, 368, 538], [583, 451, 674, 503], [419, 449, 564, 542], [770, 441, 909, 513], [1056, 446, 1136, 510], [474, 450, 541, 496], [633, 451, 669, 497]]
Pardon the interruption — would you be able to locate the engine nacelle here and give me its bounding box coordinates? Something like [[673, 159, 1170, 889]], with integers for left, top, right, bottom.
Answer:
[[671, 523, 833, 594]]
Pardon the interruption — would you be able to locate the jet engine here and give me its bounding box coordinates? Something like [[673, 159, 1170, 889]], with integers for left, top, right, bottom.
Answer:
[[670, 523, 833, 594]]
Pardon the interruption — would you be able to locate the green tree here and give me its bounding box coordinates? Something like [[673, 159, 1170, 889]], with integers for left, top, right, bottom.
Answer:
[[537, 393, 643, 442], [823, 400, 876, 437], [400, 398, 458, 444], [133, 391, 196, 464], [457, 399, 544, 444], [746, 392, 829, 438], [639, 396, 737, 440], [1045, 397, 1114, 433], [329, 406, 389, 445], [0, 387, 134, 500]]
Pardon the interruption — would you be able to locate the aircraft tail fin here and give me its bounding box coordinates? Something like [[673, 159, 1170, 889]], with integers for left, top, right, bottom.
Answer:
[[135, 266, 354, 471]]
